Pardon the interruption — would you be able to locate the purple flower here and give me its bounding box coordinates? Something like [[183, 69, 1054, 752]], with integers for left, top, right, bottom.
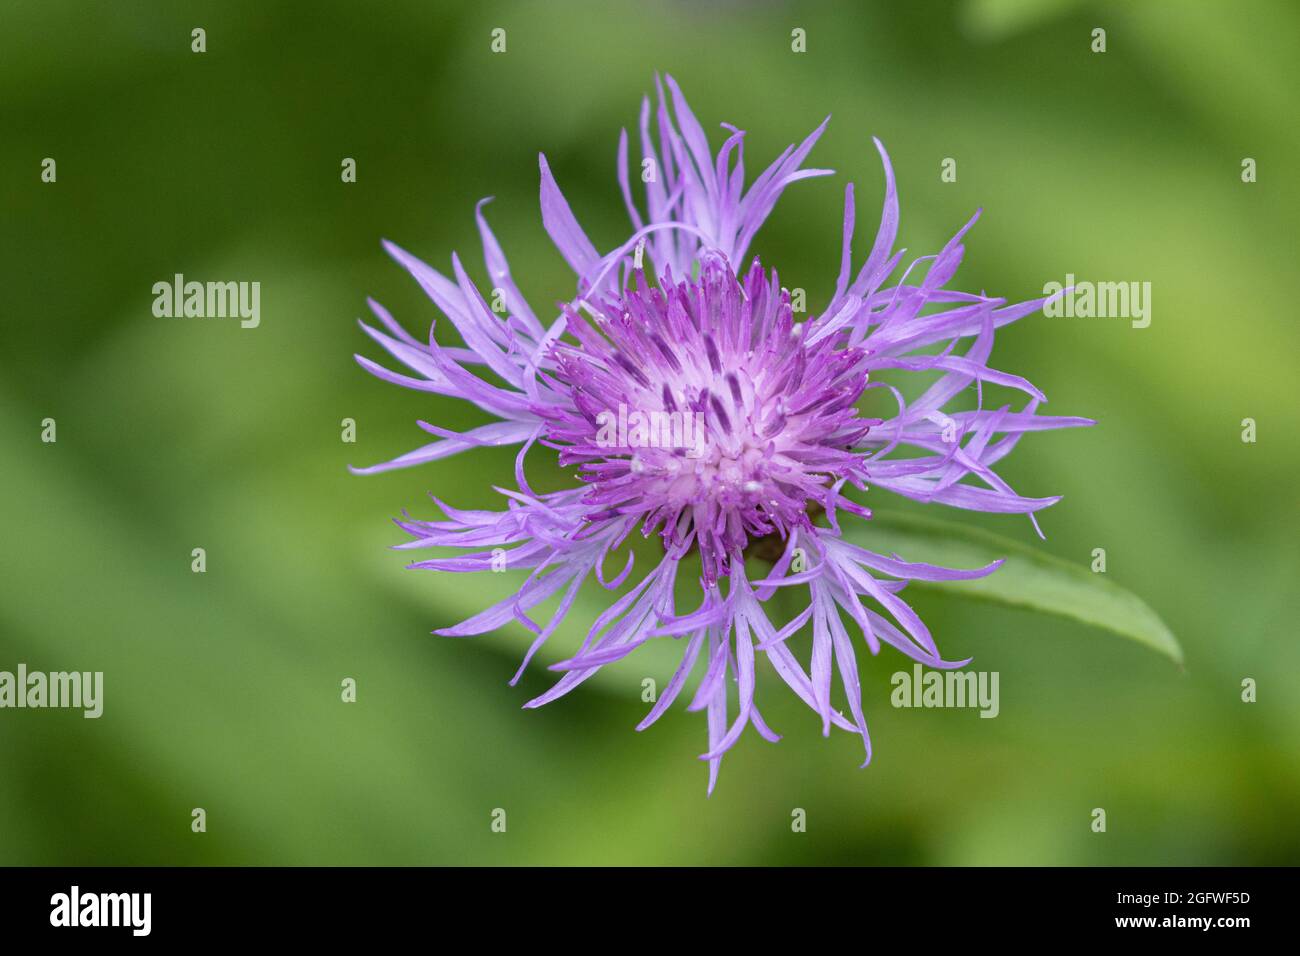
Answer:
[[354, 76, 1092, 792]]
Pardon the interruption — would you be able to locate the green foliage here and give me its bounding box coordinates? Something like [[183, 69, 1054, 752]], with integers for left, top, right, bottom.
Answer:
[[850, 512, 1183, 665]]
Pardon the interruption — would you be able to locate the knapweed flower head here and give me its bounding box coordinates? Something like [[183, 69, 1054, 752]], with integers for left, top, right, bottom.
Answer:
[[354, 76, 1091, 792]]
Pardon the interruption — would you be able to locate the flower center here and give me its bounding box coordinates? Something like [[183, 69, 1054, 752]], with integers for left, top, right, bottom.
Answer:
[[543, 256, 875, 584]]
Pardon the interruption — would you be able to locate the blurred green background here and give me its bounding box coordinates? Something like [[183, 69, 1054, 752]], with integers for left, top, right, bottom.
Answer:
[[2, 0, 1297, 865]]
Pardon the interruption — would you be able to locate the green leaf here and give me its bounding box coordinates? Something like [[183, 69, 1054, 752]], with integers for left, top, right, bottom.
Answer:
[[843, 511, 1183, 665]]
